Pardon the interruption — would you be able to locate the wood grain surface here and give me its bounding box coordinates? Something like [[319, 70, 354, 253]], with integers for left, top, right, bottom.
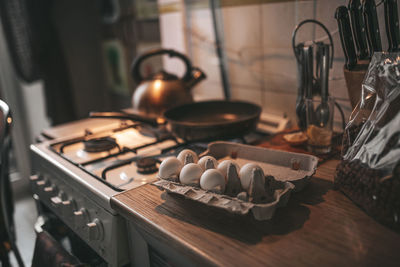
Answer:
[[111, 160, 400, 267]]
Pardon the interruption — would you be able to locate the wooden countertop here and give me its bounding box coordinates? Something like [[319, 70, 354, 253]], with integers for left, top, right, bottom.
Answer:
[[111, 159, 400, 267]]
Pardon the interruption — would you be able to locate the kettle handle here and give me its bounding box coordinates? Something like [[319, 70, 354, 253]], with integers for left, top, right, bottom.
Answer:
[[131, 48, 193, 83]]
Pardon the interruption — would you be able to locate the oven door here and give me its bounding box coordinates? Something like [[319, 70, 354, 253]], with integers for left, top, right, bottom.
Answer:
[[32, 204, 109, 266]]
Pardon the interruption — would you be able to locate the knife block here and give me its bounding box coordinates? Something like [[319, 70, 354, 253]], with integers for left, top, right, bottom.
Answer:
[[343, 63, 369, 109]]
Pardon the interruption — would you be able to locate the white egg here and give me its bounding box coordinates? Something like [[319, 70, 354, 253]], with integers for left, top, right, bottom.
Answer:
[[200, 169, 226, 193], [158, 157, 182, 180], [179, 163, 203, 185], [198, 156, 218, 170], [239, 163, 265, 191], [177, 149, 198, 164], [217, 160, 240, 180]]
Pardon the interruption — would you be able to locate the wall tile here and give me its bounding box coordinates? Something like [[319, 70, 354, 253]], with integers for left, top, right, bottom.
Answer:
[[159, 12, 187, 76], [329, 59, 349, 107], [262, 90, 298, 119], [261, 1, 315, 47], [262, 1, 298, 47], [262, 47, 298, 95], [261, 0, 315, 101], [188, 8, 224, 99], [315, 0, 346, 61], [329, 75, 349, 100], [231, 86, 263, 106], [293, 0, 317, 43], [222, 5, 263, 89]]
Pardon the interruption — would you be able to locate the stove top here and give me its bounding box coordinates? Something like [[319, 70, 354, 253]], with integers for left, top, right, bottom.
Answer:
[[33, 118, 215, 196], [48, 120, 187, 191]]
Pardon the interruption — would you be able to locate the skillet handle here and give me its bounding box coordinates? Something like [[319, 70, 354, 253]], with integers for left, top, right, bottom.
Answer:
[[89, 111, 165, 127]]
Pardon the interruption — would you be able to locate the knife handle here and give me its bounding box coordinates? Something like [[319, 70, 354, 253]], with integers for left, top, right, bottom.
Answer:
[[348, 0, 369, 59], [384, 0, 400, 52], [363, 0, 382, 55], [335, 6, 358, 70]]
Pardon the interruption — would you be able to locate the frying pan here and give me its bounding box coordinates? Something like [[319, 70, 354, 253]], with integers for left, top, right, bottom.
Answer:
[[90, 100, 261, 141]]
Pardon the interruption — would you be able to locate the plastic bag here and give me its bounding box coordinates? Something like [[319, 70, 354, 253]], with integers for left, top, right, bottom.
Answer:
[[335, 52, 400, 231]]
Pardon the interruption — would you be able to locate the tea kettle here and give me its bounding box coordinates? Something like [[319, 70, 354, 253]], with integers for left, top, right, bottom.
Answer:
[[131, 48, 206, 115]]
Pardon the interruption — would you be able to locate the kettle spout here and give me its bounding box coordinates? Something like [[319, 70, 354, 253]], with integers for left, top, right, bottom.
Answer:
[[185, 67, 206, 89]]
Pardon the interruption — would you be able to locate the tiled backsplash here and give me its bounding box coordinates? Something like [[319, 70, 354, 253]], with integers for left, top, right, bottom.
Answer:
[[158, 0, 387, 130]]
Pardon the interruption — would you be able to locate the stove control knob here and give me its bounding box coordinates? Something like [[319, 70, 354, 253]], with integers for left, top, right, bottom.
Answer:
[[44, 185, 58, 199], [35, 179, 48, 191], [74, 208, 89, 227], [58, 190, 68, 201], [86, 218, 104, 241], [29, 175, 42, 191], [29, 174, 40, 184], [50, 196, 62, 209], [61, 199, 76, 217]]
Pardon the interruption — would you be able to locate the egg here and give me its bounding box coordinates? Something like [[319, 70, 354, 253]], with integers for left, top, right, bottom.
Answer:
[[200, 169, 226, 193], [239, 163, 265, 191], [198, 156, 218, 170], [177, 149, 198, 165], [179, 163, 203, 185], [158, 157, 182, 180], [217, 160, 240, 181]]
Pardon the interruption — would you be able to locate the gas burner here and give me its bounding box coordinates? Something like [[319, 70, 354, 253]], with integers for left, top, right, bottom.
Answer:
[[136, 158, 158, 174], [84, 137, 118, 153]]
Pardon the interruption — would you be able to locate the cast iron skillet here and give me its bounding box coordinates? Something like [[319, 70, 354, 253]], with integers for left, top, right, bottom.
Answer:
[[90, 100, 261, 141], [164, 100, 261, 141]]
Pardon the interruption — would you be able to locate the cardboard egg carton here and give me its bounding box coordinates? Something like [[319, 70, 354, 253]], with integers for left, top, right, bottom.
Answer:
[[153, 141, 318, 220]]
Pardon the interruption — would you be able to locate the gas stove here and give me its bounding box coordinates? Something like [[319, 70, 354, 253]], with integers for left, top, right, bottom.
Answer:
[[47, 121, 182, 192], [29, 117, 226, 266]]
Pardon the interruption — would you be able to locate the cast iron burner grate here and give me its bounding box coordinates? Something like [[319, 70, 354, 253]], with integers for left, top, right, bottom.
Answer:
[[83, 137, 119, 153]]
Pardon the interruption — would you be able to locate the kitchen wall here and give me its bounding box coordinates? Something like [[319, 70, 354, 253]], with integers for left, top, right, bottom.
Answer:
[[158, 0, 388, 131]]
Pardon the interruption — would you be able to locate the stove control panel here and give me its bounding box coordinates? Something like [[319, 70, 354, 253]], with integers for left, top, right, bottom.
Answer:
[[29, 171, 128, 266]]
